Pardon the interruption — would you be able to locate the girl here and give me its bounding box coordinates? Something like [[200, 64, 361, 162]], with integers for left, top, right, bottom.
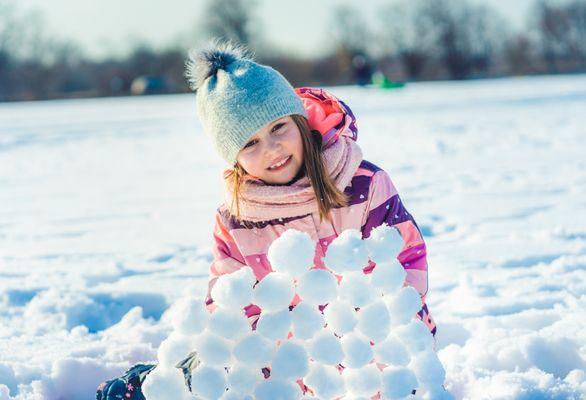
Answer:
[[97, 40, 436, 399]]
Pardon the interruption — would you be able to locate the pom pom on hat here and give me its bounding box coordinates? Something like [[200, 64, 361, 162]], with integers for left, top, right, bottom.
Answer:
[[185, 39, 252, 91]]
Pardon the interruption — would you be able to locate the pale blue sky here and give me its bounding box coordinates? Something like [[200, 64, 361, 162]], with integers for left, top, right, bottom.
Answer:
[[19, 0, 536, 59]]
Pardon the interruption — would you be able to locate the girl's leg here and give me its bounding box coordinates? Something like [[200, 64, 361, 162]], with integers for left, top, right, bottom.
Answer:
[[96, 363, 157, 400]]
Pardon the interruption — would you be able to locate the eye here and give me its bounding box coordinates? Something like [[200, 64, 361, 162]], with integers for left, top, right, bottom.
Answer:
[[271, 122, 286, 133], [243, 139, 258, 149]]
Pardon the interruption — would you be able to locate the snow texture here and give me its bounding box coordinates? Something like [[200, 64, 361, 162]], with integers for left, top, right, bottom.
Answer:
[[2, 76, 585, 399]]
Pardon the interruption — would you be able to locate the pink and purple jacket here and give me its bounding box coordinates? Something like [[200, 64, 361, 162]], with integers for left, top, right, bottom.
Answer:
[[205, 87, 437, 338]]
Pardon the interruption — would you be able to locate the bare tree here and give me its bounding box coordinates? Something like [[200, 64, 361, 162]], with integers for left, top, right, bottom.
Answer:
[[202, 0, 258, 47]]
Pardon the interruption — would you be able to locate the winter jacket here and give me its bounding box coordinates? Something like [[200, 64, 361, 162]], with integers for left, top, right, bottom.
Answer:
[[205, 87, 436, 338]]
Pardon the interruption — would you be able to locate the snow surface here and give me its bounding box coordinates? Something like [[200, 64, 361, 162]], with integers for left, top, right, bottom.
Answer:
[[0, 74, 585, 399]]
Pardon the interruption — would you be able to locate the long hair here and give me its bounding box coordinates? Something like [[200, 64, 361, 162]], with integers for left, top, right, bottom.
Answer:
[[224, 114, 348, 222]]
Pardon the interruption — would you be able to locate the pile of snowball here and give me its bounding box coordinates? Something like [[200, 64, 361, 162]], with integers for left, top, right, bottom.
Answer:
[[143, 225, 451, 400]]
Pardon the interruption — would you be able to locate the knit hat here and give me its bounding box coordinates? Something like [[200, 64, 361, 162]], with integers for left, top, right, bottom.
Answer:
[[185, 39, 308, 165]]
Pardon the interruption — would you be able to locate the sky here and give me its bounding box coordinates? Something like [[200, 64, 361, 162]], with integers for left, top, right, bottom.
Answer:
[[16, 0, 537, 60]]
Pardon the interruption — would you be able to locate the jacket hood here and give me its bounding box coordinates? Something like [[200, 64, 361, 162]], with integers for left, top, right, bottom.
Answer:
[[294, 87, 358, 149]]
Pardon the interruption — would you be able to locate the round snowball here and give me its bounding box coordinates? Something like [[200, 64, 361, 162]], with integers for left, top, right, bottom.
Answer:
[[220, 392, 254, 400], [208, 308, 251, 340], [381, 366, 418, 399], [323, 299, 358, 336], [304, 363, 346, 400], [191, 365, 228, 400], [409, 350, 446, 388], [356, 300, 391, 343], [142, 365, 192, 400], [227, 363, 263, 394], [339, 272, 374, 308], [271, 340, 309, 379], [341, 332, 374, 369], [211, 267, 256, 309], [252, 272, 295, 312], [308, 329, 345, 366], [297, 269, 338, 306], [323, 229, 370, 273], [394, 319, 434, 354], [255, 310, 292, 341], [291, 302, 325, 340], [344, 364, 382, 397], [366, 223, 404, 263], [193, 331, 232, 366], [233, 332, 275, 367], [157, 332, 196, 368], [267, 229, 316, 277], [254, 378, 300, 400], [373, 333, 411, 366], [169, 296, 209, 335], [386, 286, 422, 326], [370, 259, 406, 297]]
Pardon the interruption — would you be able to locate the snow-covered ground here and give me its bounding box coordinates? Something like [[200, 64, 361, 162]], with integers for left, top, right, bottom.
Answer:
[[0, 74, 585, 399]]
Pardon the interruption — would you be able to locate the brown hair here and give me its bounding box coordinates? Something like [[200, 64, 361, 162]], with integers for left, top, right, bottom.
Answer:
[[224, 114, 348, 222]]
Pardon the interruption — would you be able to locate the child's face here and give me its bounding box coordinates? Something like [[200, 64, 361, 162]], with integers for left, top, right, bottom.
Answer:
[[236, 115, 304, 185]]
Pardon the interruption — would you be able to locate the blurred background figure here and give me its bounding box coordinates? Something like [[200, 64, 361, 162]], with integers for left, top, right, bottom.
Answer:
[[351, 54, 373, 86]]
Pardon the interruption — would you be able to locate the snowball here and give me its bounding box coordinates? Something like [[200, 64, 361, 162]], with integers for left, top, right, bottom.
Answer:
[[254, 378, 300, 400], [220, 392, 254, 400], [226, 363, 263, 394], [373, 333, 411, 366], [157, 332, 196, 368], [255, 310, 292, 341], [211, 267, 256, 309], [366, 223, 404, 263], [381, 366, 418, 399], [291, 302, 325, 340], [142, 365, 192, 400], [356, 299, 391, 343], [323, 229, 370, 273], [193, 331, 232, 366], [338, 272, 374, 308], [308, 329, 345, 366], [422, 386, 455, 400], [191, 365, 228, 400], [344, 363, 382, 397], [341, 332, 374, 368], [252, 272, 295, 312], [208, 308, 251, 340], [304, 363, 346, 399], [267, 229, 316, 277], [297, 269, 339, 305], [233, 332, 275, 367], [410, 350, 446, 388], [370, 259, 406, 297], [271, 340, 309, 379], [169, 296, 208, 335], [394, 319, 434, 354], [385, 286, 422, 326], [323, 299, 358, 336]]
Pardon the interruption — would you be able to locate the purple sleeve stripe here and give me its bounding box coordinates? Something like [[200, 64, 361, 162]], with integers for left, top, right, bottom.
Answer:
[[361, 194, 419, 238], [341, 175, 372, 207]]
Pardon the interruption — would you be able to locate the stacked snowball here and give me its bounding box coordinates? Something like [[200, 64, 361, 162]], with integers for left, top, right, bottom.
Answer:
[[144, 226, 451, 400]]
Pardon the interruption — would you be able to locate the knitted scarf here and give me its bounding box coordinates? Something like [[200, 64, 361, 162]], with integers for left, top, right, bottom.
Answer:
[[223, 135, 363, 222]]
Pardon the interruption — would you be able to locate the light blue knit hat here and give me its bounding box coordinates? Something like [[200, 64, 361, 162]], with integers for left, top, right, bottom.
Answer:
[[185, 39, 308, 165]]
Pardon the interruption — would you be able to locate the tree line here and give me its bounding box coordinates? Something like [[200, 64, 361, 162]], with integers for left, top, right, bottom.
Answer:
[[0, 0, 584, 101]]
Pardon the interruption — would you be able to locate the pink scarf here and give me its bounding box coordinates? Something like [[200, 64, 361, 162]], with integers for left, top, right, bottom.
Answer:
[[223, 136, 363, 222]]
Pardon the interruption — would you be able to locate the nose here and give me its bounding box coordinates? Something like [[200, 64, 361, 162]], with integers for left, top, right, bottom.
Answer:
[[263, 135, 282, 157]]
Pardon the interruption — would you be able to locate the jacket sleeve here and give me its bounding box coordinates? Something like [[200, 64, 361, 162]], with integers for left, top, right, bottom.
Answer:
[[361, 170, 437, 336], [205, 210, 248, 313]]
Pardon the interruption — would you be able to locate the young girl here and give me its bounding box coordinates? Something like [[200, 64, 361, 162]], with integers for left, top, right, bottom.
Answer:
[[97, 40, 436, 399]]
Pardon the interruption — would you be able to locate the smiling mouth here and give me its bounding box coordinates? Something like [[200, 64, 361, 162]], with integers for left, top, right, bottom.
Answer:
[[267, 155, 292, 171]]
